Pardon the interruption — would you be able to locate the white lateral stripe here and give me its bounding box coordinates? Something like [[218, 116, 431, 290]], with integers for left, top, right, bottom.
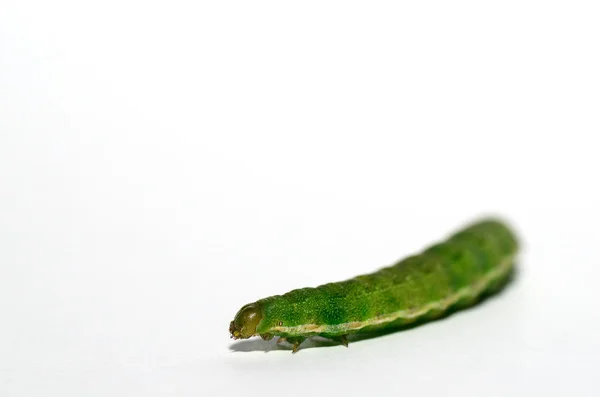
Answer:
[[268, 256, 514, 335]]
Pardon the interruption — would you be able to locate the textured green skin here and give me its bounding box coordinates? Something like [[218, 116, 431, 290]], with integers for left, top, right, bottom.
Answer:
[[245, 219, 518, 340]]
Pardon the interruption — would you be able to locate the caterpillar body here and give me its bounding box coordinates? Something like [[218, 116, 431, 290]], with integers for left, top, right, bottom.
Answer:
[[229, 218, 519, 353]]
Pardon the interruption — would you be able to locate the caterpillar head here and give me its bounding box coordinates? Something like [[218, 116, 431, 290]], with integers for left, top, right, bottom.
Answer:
[[229, 303, 263, 339]]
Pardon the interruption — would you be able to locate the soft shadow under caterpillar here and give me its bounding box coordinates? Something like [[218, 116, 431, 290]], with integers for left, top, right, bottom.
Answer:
[[229, 218, 519, 353]]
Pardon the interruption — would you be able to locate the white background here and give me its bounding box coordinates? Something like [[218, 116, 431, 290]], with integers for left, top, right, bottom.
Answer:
[[1, 1, 599, 396]]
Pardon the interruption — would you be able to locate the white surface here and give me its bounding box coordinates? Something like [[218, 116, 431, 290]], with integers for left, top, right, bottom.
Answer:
[[1, 1, 600, 396]]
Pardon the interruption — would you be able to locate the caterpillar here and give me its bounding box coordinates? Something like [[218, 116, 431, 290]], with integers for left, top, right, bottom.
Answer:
[[229, 218, 519, 353]]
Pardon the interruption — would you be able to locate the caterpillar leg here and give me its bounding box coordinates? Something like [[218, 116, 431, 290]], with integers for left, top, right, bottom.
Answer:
[[330, 335, 349, 347], [276, 337, 287, 345], [340, 335, 349, 347], [286, 336, 306, 353]]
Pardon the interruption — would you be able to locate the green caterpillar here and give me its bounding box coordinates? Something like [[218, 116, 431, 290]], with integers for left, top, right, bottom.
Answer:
[[229, 218, 519, 353]]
